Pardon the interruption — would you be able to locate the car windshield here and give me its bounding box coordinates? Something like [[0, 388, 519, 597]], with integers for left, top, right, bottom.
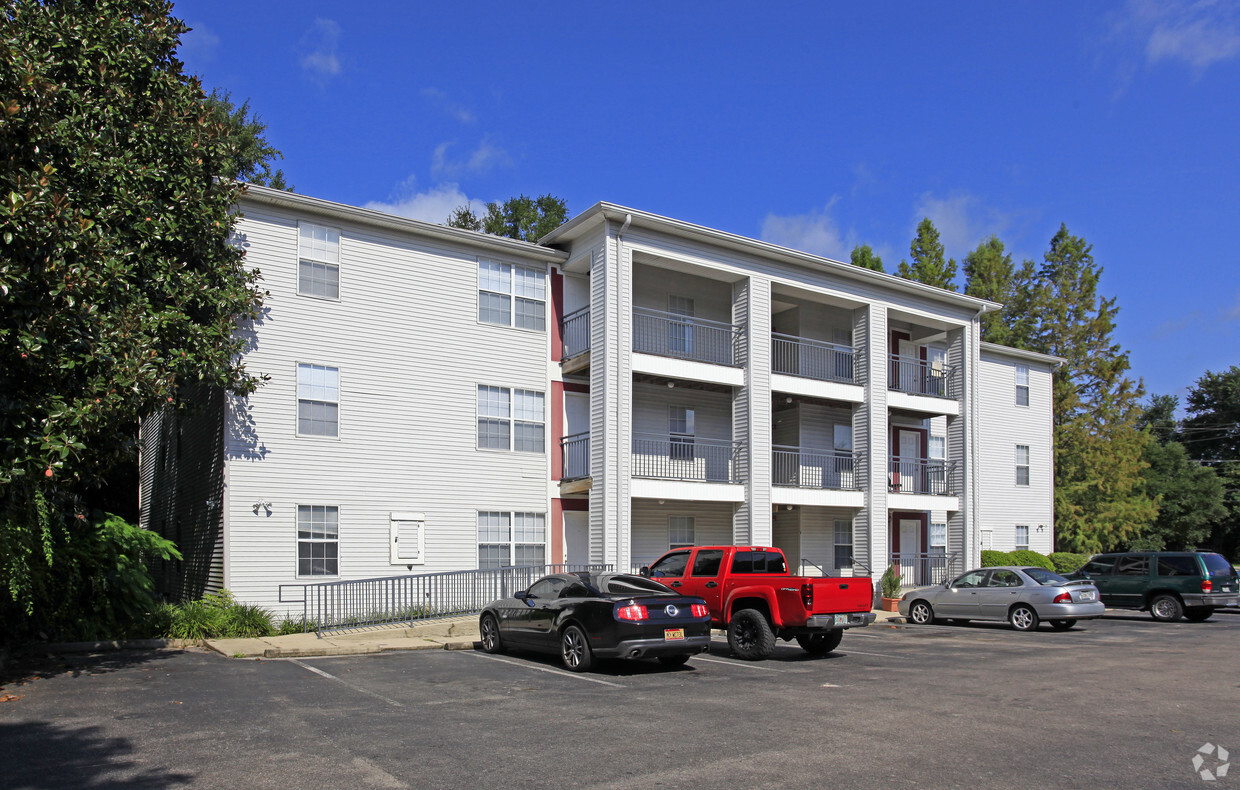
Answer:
[[1201, 554, 1237, 577], [1022, 567, 1069, 586], [599, 574, 678, 597]]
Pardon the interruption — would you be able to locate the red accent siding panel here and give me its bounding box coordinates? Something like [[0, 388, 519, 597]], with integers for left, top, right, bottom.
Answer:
[[551, 381, 564, 481], [550, 268, 564, 362]]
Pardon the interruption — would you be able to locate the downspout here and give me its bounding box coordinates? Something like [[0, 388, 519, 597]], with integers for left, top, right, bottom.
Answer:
[[970, 313, 982, 569], [615, 214, 631, 570]]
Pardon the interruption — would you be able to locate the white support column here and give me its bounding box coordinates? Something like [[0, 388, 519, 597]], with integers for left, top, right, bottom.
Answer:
[[733, 277, 772, 546], [858, 304, 889, 578]]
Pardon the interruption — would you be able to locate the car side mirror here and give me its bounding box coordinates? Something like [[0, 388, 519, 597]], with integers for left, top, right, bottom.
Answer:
[[514, 590, 528, 599], [639, 566, 651, 578]]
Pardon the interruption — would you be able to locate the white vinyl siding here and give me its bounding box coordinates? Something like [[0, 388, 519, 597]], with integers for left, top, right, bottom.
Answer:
[[477, 385, 545, 452], [297, 364, 339, 437], [298, 222, 340, 299], [297, 505, 339, 576], [478, 260, 546, 331]]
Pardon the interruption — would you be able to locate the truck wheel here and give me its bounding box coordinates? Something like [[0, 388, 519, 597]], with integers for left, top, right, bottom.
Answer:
[[795, 630, 844, 656], [727, 609, 776, 660], [1149, 594, 1183, 622]]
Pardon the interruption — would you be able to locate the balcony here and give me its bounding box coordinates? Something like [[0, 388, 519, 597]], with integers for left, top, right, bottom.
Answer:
[[889, 552, 963, 588], [561, 432, 589, 481], [561, 307, 590, 361], [889, 355, 957, 399], [632, 433, 741, 483], [772, 446, 860, 491], [633, 307, 743, 367], [888, 458, 959, 496], [772, 334, 855, 384]]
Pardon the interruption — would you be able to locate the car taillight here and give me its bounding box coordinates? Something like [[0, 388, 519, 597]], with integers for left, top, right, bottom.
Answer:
[[1202, 580, 1213, 593], [615, 603, 648, 621], [1053, 592, 1072, 604], [801, 583, 813, 609], [691, 603, 709, 618]]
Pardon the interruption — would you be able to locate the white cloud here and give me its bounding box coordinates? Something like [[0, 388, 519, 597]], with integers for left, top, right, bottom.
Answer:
[[760, 199, 852, 260], [421, 88, 476, 124], [912, 192, 1013, 260], [178, 22, 220, 65], [1119, 0, 1240, 71], [363, 179, 476, 224], [299, 19, 342, 78], [430, 138, 512, 181]]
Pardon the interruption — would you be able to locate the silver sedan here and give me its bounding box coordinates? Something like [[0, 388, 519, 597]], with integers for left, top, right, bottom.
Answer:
[[897, 566, 1105, 631]]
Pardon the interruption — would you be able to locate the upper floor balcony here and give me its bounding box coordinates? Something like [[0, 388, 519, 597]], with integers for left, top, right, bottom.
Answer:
[[632, 432, 742, 483], [888, 457, 959, 496], [888, 354, 958, 400], [633, 307, 744, 367], [772, 446, 860, 490], [771, 334, 855, 384], [561, 307, 590, 361]]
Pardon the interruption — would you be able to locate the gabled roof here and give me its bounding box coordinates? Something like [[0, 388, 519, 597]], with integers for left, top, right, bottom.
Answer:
[[980, 342, 1066, 368], [541, 202, 1002, 315]]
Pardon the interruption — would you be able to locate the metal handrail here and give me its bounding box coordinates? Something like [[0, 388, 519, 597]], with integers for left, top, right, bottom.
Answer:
[[772, 446, 860, 490], [561, 307, 590, 360], [561, 431, 589, 480], [631, 432, 742, 483], [889, 552, 961, 587], [888, 354, 958, 399], [888, 458, 959, 496], [279, 563, 614, 635], [772, 333, 855, 384], [632, 306, 744, 366]]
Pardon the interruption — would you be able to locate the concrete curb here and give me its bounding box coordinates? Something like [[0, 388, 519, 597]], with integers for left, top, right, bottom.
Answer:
[[15, 638, 195, 655]]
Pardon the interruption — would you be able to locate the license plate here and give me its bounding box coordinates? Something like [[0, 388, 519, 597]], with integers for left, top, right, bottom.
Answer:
[[833, 614, 850, 626], [664, 628, 684, 641], [1223, 587, 1234, 593], [1078, 591, 1096, 601]]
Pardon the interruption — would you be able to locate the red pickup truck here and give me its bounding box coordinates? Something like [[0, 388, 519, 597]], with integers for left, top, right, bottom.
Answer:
[[641, 545, 876, 660]]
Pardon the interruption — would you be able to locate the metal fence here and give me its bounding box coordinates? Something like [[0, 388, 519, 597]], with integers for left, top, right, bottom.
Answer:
[[561, 432, 589, 480], [772, 333, 855, 384], [278, 563, 613, 635], [889, 552, 961, 588], [631, 433, 741, 483], [772, 446, 859, 490], [888, 458, 959, 496], [888, 354, 957, 399], [561, 307, 590, 360], [632, 307, 743, 366]]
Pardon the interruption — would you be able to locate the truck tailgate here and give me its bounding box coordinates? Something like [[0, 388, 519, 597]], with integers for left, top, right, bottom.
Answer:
[[810, 577, 873, 613]]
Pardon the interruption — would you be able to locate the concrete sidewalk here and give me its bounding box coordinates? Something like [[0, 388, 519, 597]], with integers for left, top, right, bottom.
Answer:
[[206, 609, 906, 659]]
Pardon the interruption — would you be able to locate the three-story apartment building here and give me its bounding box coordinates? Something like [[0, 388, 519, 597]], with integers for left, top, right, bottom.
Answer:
[[140, 186, 1059, 612]]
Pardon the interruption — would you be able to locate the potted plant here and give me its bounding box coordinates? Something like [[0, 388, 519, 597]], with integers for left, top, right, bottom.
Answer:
[[879, 565, 902, 612]]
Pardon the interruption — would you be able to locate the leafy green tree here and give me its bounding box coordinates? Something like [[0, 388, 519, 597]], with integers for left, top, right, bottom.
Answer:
[[849, 244, 884, 272], [1138, 437, 1225, 551], [0, 0, 267, 618], [1012, 225, 1155, 552], [963, 236, 1016, 344], [447, 194, 568, 242], [1178, 367, 1240, 555], [896, 218, 957, 290], [204, 89, 291, 190]]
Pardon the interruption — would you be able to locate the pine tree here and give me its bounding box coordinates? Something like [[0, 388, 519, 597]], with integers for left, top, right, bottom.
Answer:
[[849, 244, 884, 272], [962, 236, 1015, 344], [896, 218, 957, 290]]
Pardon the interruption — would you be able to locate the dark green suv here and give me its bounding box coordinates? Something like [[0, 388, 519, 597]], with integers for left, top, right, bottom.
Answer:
[[1068, 551, 1239, 622]]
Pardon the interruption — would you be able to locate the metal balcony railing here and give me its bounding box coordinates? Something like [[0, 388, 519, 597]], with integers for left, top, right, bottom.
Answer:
[[278, 563, 613, 635], [632, 307, 744, 366], [771, 333, 855, 384], [772, 446, 860, 490], [561, 307, 590, 360], [889, 552, 962, 588], [631, 433, 742, 483], [561, 432, 590, 481], [888, 354, 958, 399], [888, 458, 959, 496]]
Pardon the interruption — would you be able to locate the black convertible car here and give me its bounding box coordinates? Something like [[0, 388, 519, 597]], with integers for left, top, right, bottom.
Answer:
[[478, 572, 712, 672]]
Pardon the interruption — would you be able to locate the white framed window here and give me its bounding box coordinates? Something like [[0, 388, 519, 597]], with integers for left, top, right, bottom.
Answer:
[[929, 434, 946, 460], [669, 516, 695, 549], [834, 519, 853, 570], [478, 260, 546, 330], [1016, 445, 1030, 486], [669, 405, 695, 460], [297, 505, 339, 576], [297, 364, 339, 437], [929, 523, 947, 556], [389, 512, 425, 565], [1015, 525, 1030, 551], [833, 424, 852, 452], [477, 511, 545, 569], [477, 386, 544, 452], [1015, 365, 1030, 407], [298, 222, 340, 299], [667, 295, 695, 354]]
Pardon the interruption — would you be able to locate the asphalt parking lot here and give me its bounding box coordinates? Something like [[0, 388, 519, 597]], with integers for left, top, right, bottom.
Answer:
[[3, 611, 1238, 789]]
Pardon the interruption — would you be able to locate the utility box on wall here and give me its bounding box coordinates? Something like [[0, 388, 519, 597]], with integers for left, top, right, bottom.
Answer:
[[389, 512, 425, 565]]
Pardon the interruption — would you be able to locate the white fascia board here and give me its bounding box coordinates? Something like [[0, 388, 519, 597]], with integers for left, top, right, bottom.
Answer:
[[887, 390, 961, 417], [888, 493, 961, 513], [239, 184, 568, 266], [771, 487, 865, 508], [770, 374, 865, 403], [979, 342, 1066, 368], [630, 478, 747, 503]]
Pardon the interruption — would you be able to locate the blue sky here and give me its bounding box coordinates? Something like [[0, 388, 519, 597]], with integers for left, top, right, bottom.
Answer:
[[173, 1, 1240, 404]]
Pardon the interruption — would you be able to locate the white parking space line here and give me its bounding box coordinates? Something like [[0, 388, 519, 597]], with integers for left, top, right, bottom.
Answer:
[[692, 656, 788, 672], [465, 651, 625, 688], [290, 660, 405, 708], [837, 649, 903, 658]]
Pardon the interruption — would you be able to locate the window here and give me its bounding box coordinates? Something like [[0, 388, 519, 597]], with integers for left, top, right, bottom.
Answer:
[[1157, 555, 1198, 576], [1015, 445, 1030, 486], [669, 406, 695, 461], [525, 577, 566, 599], [478, 260, 546, 330], [929, 523, 947, 556], [667, 295, 694, 354], [477, 386, 544, 452], [477, 511, 545, 568], [297, 505, 339, 576], [1015, 365, 1030, 407], [988, 570, 1023, 588], [298, 222, 340, 299], [730, 550, 787, 574], [691, 549, 725, 577], [669, 516, 695, 549], [834, 520, 853, 570], [1115, 555, 1150, 576], [649, 550, 690, 578], [297, 364, 339, 437], [1015, 525, 1029, 551], [1079, 557, 1117, 576]]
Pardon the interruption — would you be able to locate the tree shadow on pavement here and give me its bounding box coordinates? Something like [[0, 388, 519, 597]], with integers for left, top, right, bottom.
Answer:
[[0, 720, 193, 789]]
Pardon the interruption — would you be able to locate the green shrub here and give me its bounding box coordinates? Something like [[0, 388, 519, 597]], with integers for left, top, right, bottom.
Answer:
[[223, 603, 274, 638], [141, 601, 178, 639], [276, 616, 314, 635], [168, 599, 227, 640], [1009, 550, 1054, 570], [1048, 552, 1090, 574], [981, 550, 1014, 567], [879, 565, 902, 598]]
